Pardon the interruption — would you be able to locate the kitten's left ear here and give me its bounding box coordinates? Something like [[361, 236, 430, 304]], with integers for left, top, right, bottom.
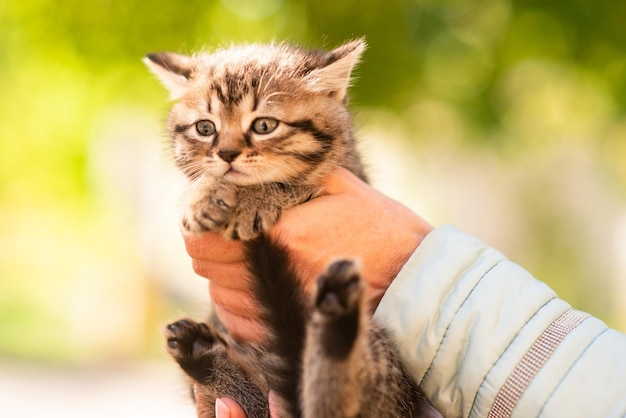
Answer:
[[143, 52, 195, 100], [304, 38, 366, 101]]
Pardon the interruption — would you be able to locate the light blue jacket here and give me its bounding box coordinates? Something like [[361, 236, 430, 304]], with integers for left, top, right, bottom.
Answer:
[[375, 225, 626, 418]]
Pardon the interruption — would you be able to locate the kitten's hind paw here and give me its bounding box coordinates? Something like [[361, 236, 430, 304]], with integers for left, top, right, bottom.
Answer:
[[164, 318, 232, 384], [314, 260, 364, 318], [310, 260, 365, 359], [165, 319, 224, 365]]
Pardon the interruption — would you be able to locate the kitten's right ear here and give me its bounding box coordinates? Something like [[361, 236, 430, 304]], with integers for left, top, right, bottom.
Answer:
[[143, 52, 194, 100]]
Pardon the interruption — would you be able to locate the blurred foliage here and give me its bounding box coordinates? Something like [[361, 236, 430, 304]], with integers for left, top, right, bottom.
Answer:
[[1, 0, 625, 363]]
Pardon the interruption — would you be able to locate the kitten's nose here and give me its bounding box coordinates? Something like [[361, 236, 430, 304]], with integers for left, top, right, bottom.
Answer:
[[217, 149, 241, 163]]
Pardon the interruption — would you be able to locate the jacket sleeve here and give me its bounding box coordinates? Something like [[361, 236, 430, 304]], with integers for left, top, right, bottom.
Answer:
[[374, 224, 626, 418]]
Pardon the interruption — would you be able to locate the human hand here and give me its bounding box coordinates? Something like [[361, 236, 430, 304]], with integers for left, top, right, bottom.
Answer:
[[183, 168, 433, 343], [270, 168, 433, 308]]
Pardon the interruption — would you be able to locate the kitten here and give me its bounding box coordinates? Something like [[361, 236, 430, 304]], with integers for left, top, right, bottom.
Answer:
[[145, 40, 439, 417]]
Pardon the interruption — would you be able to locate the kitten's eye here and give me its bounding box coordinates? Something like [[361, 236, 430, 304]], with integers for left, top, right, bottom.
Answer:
[[196, 120, 216, 136], [252, 118, 279, 135]]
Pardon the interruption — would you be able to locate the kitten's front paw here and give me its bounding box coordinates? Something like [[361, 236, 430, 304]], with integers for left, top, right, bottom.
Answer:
[[314, 260, 364, 318], [224, 206, 280, 241], [181, 182, 237, 235]]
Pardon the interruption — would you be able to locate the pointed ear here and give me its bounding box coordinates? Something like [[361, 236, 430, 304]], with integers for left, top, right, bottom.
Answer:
[[304, 38, 366, 101], [143, 52, 195, 100]]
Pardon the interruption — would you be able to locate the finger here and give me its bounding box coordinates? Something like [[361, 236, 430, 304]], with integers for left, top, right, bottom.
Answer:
[[215, 397, 247, 418], [213, 304, 267, 343], [184, 232, 246, 263], [192, 259, 249, 289], [319, 167, 365, 196], [269, 391, 280, 418], [209, 281, 260, 317]]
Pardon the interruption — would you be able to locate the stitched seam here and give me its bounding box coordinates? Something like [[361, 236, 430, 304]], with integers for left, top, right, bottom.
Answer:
[[536, 327, 606, 418], [421, 258, 504, 385], [467, 296, 557, 418]]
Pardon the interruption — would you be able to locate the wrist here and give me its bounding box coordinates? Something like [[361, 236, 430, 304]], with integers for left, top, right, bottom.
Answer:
[[369, 214, 433, 310]]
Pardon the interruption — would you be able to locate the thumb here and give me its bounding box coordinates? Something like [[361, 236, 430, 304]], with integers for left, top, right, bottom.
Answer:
[[269, 391, 282, 418], [215, 397, 247, 418]]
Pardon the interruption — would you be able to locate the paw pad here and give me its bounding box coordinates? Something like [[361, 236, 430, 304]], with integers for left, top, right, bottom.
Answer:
[[164, 319, 216, 359], [314, 260, 363, 317]]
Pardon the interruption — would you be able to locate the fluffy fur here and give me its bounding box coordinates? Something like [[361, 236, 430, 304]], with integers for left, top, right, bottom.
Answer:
[[145, 40, 367, 240], [146, 40, 439, 417]]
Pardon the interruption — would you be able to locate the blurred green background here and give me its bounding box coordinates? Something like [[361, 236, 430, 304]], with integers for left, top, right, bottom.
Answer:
[[1, 0, 625, 407]]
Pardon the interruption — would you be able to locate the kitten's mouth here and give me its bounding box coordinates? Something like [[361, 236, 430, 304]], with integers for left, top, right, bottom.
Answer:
[[224, 167, 248, 181]]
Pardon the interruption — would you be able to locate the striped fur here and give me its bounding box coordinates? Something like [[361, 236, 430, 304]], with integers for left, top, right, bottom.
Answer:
[[148, 41, 439, 417]]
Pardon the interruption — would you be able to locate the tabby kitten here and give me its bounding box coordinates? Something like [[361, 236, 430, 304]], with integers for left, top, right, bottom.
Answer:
[[145, 40, 438, 417]]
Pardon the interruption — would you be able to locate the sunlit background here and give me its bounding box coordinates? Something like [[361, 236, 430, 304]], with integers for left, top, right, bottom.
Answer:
[[1, 0, 625, 416]]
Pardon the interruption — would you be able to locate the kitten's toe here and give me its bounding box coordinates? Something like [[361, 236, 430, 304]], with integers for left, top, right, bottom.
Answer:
[[180, 209, 222, 234], [181, 183, 237, 235], [226, 208, 279, 240], [314, 260, 364, 317]]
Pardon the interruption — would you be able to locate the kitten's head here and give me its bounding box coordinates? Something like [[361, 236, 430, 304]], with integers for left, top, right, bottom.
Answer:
[[144, 40, 365, 186]]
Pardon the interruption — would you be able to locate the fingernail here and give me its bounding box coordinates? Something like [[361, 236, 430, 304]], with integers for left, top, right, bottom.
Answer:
[[215, 398, 231, 418]]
